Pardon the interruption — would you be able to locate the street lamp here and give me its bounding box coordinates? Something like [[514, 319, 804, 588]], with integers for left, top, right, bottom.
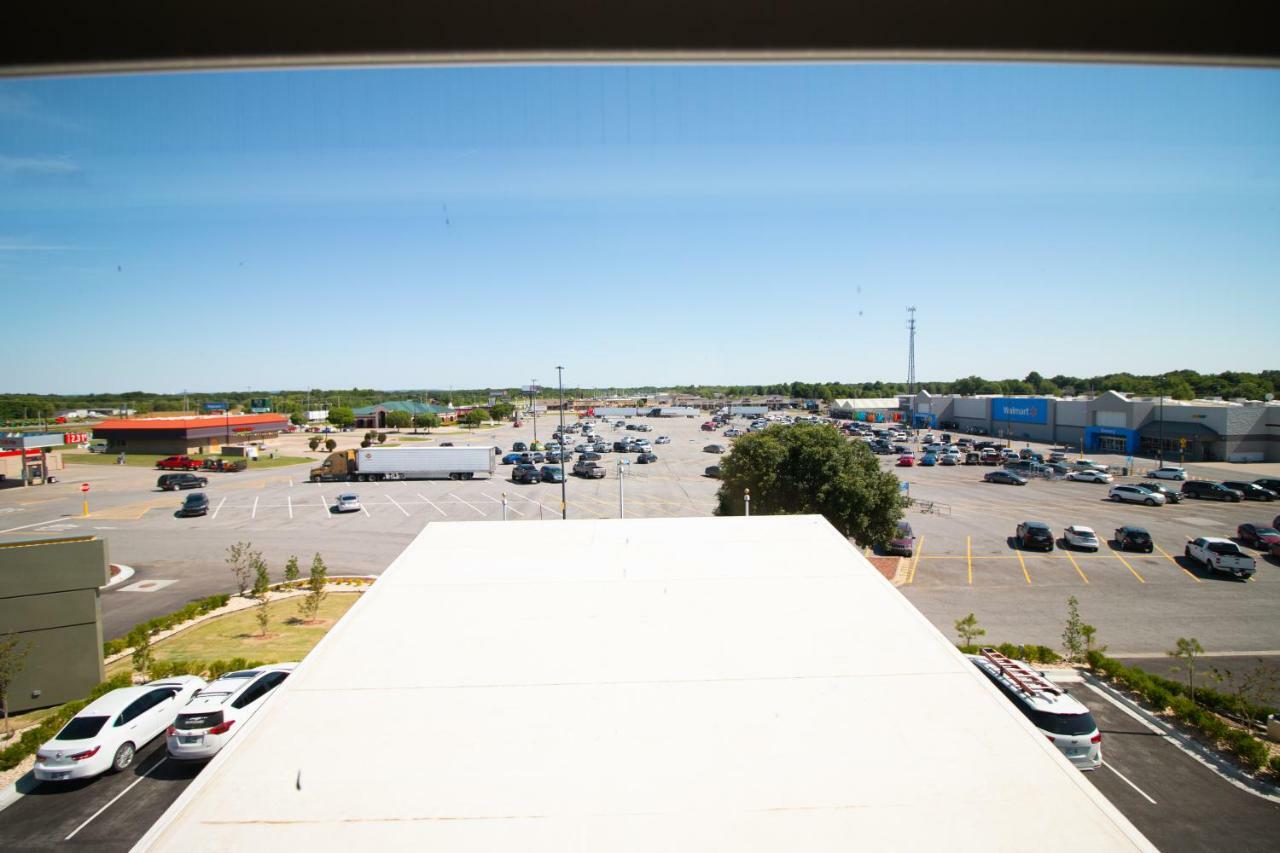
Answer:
[[530, 379, 538, 443], [1157, 388, 1165, 466], [557, 365, 567, 520], [617, 458, 629, 517]]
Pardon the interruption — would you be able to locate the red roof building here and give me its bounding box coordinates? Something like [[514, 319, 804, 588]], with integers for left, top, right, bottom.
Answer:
[[91, 414, 289, 454]]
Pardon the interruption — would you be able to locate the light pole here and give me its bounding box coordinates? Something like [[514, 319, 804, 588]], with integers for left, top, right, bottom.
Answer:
[[617, 458, 628, 517], [744, 487, 751, 517], [1157, 389, 1165, 466], [557, 366, 567, 520], [530, 379, 538, 443]]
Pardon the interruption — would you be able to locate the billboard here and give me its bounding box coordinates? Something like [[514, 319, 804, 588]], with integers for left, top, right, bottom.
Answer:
[[250, 397, 271, 413], [991, 397, 1049, 425]]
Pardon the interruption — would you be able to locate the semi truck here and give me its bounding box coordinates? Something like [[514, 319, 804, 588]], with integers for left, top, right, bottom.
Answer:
[[309, 446, 495, 482]]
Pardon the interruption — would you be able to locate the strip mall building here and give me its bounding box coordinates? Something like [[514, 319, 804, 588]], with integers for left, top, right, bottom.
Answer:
[[91, 414, 290, 455], [902, 390, 1279, 462]]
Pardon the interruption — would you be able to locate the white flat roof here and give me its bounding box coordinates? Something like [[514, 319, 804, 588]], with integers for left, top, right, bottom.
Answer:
[[135, 516, 1153, 852]]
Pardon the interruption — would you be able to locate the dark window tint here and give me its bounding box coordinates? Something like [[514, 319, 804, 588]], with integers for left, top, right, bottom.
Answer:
[[1025, 708, 1098, 736], [174, 710, 224, 730], [56, 715, 108, 740], [117, 695, 151, 725], [1127, 531, 1151, 541], [231, 671, 289, 709]]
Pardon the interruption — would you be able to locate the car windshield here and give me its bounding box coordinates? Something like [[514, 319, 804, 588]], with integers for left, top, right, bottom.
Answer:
[[184, 495, 203, 503], [56, 715, 108, 740], [1025, 708, 1098, 737]]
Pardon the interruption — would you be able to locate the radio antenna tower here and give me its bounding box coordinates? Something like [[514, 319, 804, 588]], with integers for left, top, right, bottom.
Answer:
[[906, 306, 918, 394]]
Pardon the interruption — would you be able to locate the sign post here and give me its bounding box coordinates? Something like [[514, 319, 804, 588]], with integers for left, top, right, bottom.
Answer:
[[81, 482, 90, 516]]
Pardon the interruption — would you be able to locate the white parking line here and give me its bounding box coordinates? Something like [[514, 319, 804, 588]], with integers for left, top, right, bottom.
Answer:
[[64, 753, 169, 840], [1104, 762, 1158, 805], [481, 492, 524, 516], [211, 496, 227, 520], [321, 495, 331, 519], [287, 495, 293, 519], [385, 494, 410, 516], [0, 518, 64, 534], [251, 495, 259, 519], [449, 492, 487, 517], [417, 493, 447, 516]]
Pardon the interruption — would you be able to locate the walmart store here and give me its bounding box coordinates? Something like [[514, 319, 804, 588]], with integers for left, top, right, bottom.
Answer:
[[906, 390, 1279, 462]]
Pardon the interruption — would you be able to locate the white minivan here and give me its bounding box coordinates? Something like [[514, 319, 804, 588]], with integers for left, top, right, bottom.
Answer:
[[968, 650, 1101, 771]]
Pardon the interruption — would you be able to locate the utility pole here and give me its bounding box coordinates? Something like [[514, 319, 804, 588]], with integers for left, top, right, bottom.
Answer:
[[529, 380, 538, 443], [557, 366, 567, 519], [617, 458, 627, 517], [906, 306, 917, 433]]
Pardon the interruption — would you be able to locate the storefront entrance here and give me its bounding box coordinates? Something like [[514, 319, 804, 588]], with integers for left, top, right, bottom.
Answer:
[[1097, 434, 1128, 453]]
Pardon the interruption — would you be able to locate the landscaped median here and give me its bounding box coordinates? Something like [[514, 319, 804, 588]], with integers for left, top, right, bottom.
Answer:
[[63, 452, 313, 469], [1085, 650, 1280, 780]]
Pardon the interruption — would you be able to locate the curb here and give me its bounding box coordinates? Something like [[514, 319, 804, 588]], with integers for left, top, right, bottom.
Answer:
[[1081, 672, 1280, 804], [103, 563, 135, 588]]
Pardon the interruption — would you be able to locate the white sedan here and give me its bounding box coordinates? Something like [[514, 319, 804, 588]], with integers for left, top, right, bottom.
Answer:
[[655, 436, 671, 445], [1064, 525, 1101, 551], [1066, 469, 1113, 484], [334, 493, 362, 513], [34, 677, 206, 781], [1149, 466, 1188, 480]]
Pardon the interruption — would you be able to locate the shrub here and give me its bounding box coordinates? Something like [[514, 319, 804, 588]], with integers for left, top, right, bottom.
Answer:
[[1085, 649, 1106, 672], [1145, 685, 1172, 712], [1270, 754, 1280, 777], [1223, 730, 1270, 771]]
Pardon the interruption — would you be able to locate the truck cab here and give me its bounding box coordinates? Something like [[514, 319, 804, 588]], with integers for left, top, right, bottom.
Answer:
[[310, 450, 357, 482]]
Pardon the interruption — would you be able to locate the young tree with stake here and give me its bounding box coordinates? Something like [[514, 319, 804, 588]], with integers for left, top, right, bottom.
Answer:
[[251, 554, 271, 637], [0, 632, 31, 737]]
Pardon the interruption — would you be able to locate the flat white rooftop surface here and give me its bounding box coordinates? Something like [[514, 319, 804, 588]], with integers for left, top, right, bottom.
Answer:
[[137, 515, 1153, 852]]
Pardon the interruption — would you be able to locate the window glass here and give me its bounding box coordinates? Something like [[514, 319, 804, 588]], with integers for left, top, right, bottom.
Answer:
[[56, 715, 109, 740]]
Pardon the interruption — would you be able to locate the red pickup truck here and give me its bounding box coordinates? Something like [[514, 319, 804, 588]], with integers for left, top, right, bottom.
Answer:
[[701, 422, 716, 431], [156, 455, 203, 470]]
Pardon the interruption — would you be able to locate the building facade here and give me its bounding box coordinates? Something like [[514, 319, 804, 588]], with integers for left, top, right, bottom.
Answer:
[[91, 414, 290, 454], [352, 401, 455, 429]]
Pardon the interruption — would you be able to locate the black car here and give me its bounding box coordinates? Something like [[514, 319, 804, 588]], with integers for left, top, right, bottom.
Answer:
[[1114, 525, 1154, 553], [579, 451, 602, 462], [540, 465, 564, 483], [178, 491, 209, 517], [1256, 478, 1280, 495], [1135, 482, 1182, 503], [1016, 521, 1054, 551], [985, 470, 1027, 486], [1223, 481, 1278, 502], [636, 452, 658, 463], [511, 463, 541, 484], [512, 441, 528, 452], [157, 473, 209, 491], [613, 441, 634, 453], [1181, 481, 1244, 502], [704, 465, 722, 478]]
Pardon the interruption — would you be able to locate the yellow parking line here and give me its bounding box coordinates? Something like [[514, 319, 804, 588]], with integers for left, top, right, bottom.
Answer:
[[1111, 550, 1145, 583], [908, 536, 924, 584], [1064, 550, 1090, 584], [966, 536, 973, 585], [1015, 547, 1031, 584], [1155, 544, 1201, 582]]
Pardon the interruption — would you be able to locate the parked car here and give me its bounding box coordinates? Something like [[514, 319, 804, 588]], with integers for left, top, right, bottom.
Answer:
[[1063, 525, 1101, 551], [1048, 451, 1069, 463], [1148, 466, 1188, 481], [1255, 478, 1280, 494], [540, 465, 565, 483], [201, 458, 246, 473], [334, 493, 362, 513], [178, 492, 209, 517], [704, 444, 727, 454], [704, 465, 722, 478], [897, 454, 916, 467], [887, 521, 915, 557], [1045, 463, 1072, 478], [940, 453, 958, 466], [1109, 484, 1165, 506], [964, 451, 981, 465], [1016, 521, 1054, 551], [579, 451, 602, 462], [1181, 481, 1244, 502], [613, 441, 633, 453], [512, 442, 528, 452], [1237, 523, 1280, 550], [1066, 469, 1113, 484], [986, 470, 1027, 486], [511, 463, 541, 484], [167, 665, 295, 761], [572, 460, 605, 479], [1114, 526, 1154, 553], [636, 452, 658, 464], [157, 473, 208, 491], [980, 449, 1003, 465], [35, 677, 207, 781], [1222, 481, 1278, 502], [1071, 459, 1108, 472], [593, 442, 611, 453], [155, 455, 203, 471], [968, 652, 1101, 771], [1135, 482, 1182, 503], [1185, 537, 1256, 580], [920, 453, 937, 467], [655, 436, 671, 445]]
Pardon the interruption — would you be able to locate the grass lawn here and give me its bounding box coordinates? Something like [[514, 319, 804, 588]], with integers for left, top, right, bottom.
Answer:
[[105, 593, 361, 676], [64, 452, 313, 469]]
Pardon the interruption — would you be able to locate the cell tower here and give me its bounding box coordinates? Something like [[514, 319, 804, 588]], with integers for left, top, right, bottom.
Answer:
[[906, 306, 917, 394]]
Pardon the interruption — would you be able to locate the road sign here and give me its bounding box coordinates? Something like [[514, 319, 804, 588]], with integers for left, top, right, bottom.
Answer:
[[1179, 438, 1187, 448], [80, 483, 90, 492]]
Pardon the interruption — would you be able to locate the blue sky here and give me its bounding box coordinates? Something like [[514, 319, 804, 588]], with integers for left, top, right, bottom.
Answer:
[[2, 63, 1277, 393]]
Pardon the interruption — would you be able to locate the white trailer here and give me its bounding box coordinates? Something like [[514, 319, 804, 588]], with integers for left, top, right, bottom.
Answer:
[[311, 446, 496, 482]]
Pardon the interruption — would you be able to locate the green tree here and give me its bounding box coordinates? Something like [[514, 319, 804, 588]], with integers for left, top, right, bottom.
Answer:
[[714, 423, 901, 545], [955, 613, 986, 648], [385, 410, 412, 430], [324, 438, 337, 452], [129, 626, 154, 679], [489, 402, 514, 421], [283, 554, 300, 584], [299, 553, 329, 623], [1165, 378, 1195, 401], [416, 413, 441, 433], [289, 410, 307, 426], [1168, 637, 1205, 702], [225, 541, 256, 598], [251, 553, 271, 637], [462, 409, 488, 428], [308, 436, 322, 452], [0, 632, 31, 736], [376, 432, 388, 444], [328, 406, 355, 428], [1061, 596, 1095, 663]]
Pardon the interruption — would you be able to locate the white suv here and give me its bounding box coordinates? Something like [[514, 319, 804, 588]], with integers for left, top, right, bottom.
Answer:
[[1110, 484, 1166, 506], [1149, 466, 1188, 480], [969, 651, 1101, 771], [167, 664, 296, 761]]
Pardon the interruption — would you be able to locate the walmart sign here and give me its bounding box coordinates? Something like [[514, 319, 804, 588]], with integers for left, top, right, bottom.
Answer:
[[992, 397, 1049, 425]]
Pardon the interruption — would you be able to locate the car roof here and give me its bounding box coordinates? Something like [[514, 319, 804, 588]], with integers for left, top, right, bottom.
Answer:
[[1070, 526, 1096, 534], [1119, 526, 1148, 534], [968, 656, 1093, 717], [184, 664, 297, 710], [1023, 521, 1050, 529], [338, 493, 359, 499], [77, 677, 203, 715]]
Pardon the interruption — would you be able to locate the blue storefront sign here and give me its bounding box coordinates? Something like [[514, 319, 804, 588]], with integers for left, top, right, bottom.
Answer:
[[204, 402, 229, 411], [991, 398, 1049, 425]]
